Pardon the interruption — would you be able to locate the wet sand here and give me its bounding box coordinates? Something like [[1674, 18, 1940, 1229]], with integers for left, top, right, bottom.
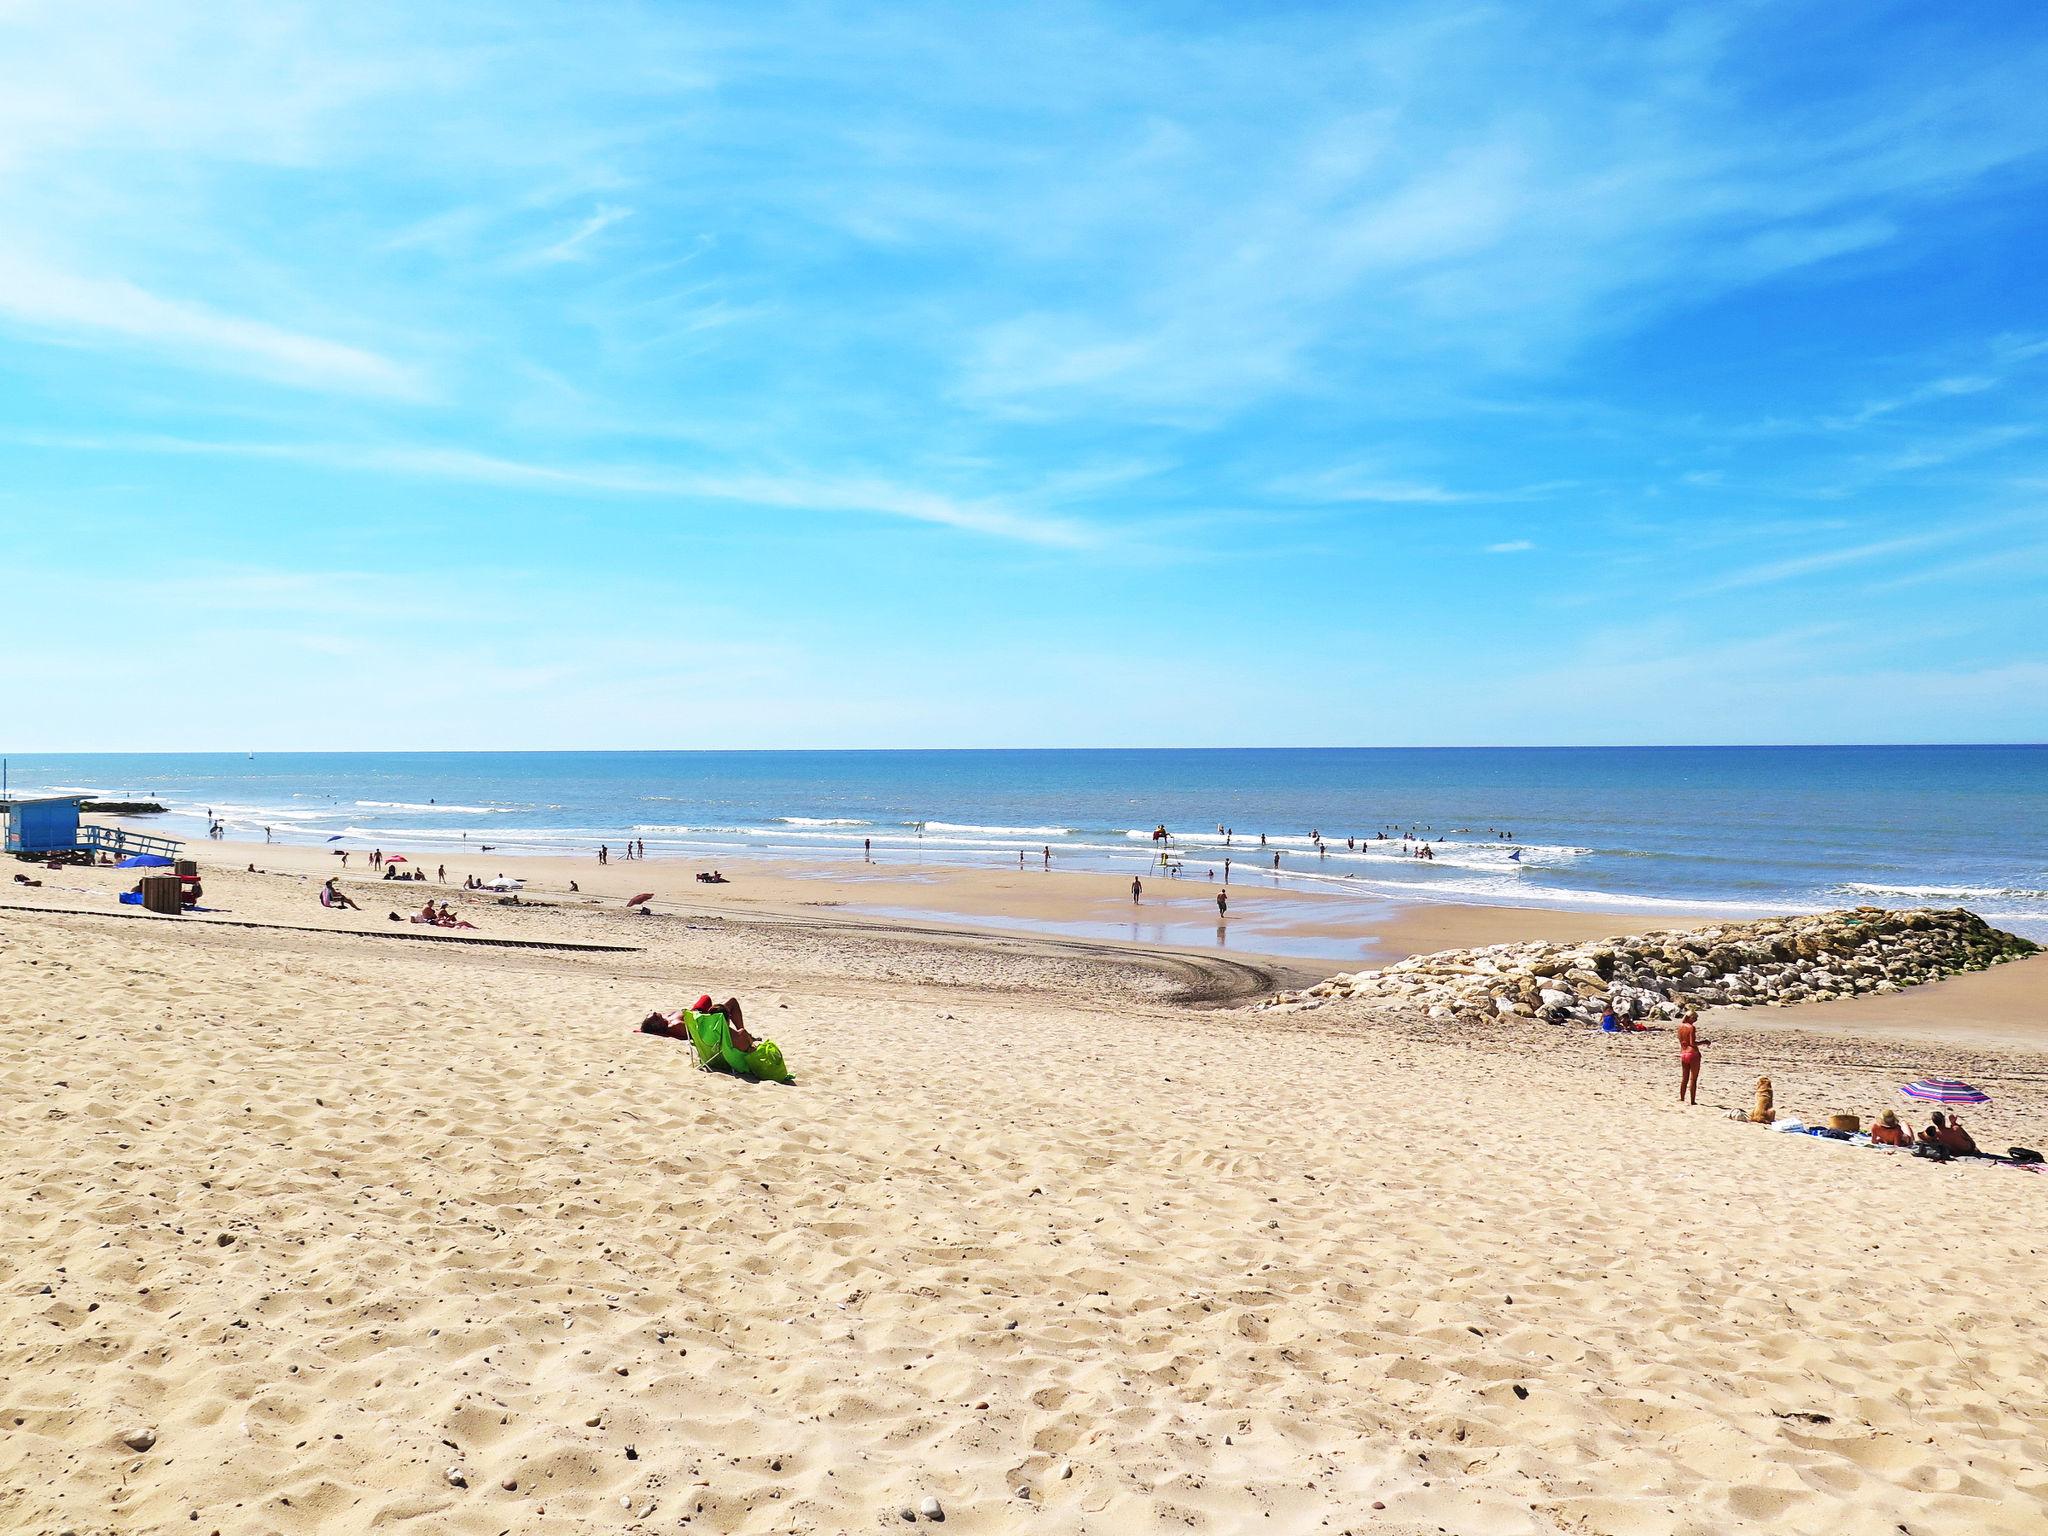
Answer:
[[146, 830, 1711, 971]]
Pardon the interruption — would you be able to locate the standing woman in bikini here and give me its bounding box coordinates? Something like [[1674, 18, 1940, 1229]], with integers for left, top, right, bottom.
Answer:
[[1676, 1011, 1708, 1105]]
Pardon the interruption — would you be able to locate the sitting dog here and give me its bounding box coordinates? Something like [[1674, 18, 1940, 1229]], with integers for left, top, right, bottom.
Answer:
[[1747, 1075, 1775, 1124]]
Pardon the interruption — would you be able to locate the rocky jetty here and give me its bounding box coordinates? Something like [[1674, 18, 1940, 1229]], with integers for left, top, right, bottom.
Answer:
[[1265, 908, 2037, 1024], [81, 800, 167, 815]]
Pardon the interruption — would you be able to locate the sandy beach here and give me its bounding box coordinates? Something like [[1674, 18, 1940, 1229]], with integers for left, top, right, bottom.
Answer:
[[3, 847, 2044, 1534], [91, 831, 1724, 971]]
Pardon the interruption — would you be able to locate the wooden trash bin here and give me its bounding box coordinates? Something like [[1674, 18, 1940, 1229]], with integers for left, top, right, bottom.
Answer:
[[140, 874, 184, 915], [175, 859, 199, 878]]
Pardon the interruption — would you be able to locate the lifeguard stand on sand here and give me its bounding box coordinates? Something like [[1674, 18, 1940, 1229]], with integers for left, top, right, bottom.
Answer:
[[1, 795, 184, 863]]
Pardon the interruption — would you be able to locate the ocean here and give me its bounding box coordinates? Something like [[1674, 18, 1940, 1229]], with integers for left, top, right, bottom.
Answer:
[[6, 746, 2045, 938]]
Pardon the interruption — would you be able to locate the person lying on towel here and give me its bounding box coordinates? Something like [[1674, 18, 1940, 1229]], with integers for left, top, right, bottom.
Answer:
[[1921, 1112, 1978, 1156], [639, 995, 792, 1082]]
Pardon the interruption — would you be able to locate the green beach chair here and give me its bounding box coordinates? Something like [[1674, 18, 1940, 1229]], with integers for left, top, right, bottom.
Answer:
[[681, 1009, 792, 1083]]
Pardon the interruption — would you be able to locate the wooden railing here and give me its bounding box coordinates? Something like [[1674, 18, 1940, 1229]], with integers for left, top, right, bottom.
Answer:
[[6, 823, 187, 859], [79, 825, 186, 859]]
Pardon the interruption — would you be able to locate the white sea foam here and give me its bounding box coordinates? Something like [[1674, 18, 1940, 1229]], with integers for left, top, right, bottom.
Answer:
[[919, 821, 1071, 836], [1839, 882, 2048, 901], [196, 802, 335, 824], [779, 817, 872, 826], [1274, 865, 1797, 916], [356, 800, 514, 814], [338, 823, 595, 844]]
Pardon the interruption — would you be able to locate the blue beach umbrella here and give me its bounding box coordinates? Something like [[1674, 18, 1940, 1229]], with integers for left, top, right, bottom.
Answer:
[[1900, 1078, 1990, 1106], [114, 854, 174, 868]]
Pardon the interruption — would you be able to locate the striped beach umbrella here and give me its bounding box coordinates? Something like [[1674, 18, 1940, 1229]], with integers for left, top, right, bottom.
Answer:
[[1900, 1078, 1990, 1106]]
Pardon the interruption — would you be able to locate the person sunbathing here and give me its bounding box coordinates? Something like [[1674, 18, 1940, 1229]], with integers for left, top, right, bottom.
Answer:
[[322, 878, 361, 910], [703, 996, 754, 1049], [640, 995, 753, 1047], [639, 995, 789, 1081], [436, 901, 477, 930], [1916, 1112, 1976, 1155], [1932, 1113, 1979, 1156], [1870, 1108, 1912, 1146]]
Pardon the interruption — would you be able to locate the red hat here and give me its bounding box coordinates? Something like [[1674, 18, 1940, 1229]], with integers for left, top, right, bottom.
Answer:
[[692, 994, 713, 1012]]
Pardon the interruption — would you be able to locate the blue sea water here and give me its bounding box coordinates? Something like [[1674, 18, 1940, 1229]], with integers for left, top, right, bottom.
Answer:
[[5, 747, 2045, 937]]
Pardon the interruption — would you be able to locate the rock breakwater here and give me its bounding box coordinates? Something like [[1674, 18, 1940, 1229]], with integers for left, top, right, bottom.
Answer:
[[1265, 908, 2037, 1023]]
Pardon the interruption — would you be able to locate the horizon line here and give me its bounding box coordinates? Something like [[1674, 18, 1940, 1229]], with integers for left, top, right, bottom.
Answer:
[[4, 743, 2043, 756]]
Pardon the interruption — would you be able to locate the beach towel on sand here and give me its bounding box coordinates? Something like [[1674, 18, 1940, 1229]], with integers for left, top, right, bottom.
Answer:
[[681, 1009, 792, 1083]]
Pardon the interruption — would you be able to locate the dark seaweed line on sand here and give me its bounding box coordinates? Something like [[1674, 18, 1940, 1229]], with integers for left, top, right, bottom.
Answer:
[[0, 902, 642, 955]]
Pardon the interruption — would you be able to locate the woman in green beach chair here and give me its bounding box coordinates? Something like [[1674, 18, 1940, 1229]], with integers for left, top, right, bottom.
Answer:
[[640, 995, 792, 1083]]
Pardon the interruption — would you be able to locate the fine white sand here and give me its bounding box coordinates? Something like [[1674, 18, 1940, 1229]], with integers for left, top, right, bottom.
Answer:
[[2, 856, 2044, 1535]]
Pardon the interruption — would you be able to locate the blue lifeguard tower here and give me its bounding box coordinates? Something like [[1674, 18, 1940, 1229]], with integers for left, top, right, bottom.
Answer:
[[2, 795, 184, 862]]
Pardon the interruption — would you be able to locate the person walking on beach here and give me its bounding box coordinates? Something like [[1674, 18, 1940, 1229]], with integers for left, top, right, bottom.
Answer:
[[1677, 1012, 1708, 1105], [864, 837, 872, 862], [599, 844, 608, 864], [1042, 845, 1050, 869], [437, 864, 446, 883], [1216, 889, 1228, 917], [1131, 876, 1142, 903], [637, 839, 645, 859]]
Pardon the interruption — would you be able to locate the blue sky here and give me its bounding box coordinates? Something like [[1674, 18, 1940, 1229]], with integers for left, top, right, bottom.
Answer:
[[3, 0, 2046, 748]]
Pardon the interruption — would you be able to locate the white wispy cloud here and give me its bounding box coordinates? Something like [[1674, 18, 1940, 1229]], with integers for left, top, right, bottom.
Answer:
[[1831, 373, 1998, 429], [514, 203, 634, 267], [1702, 527, 1979, 592], [0, 248, 420, 396], [1485, 539, 1534, 553], [936, 13, 2048, 421], [10, 432, 1096, 547], [1269, 464, 1570, 505]]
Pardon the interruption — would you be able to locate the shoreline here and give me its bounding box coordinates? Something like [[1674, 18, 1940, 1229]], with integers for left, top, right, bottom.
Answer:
[[30, 823, 2043, 1050], [133, 825, 1728, 968]]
